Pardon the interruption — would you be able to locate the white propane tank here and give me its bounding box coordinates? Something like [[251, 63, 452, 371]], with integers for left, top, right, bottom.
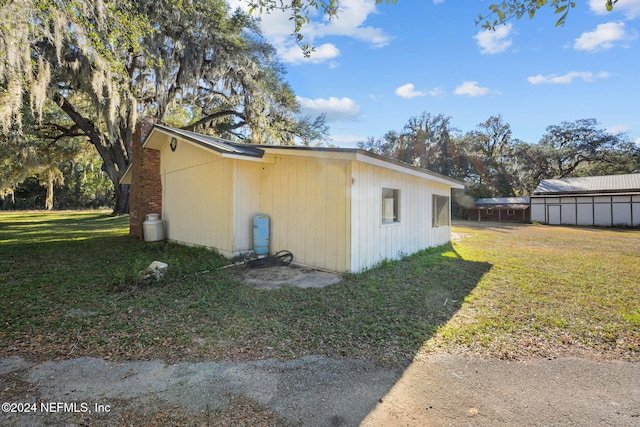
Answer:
[[143, 213, 164, 242]]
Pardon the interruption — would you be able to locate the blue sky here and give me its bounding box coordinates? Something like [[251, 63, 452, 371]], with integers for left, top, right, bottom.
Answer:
[[231, 0, 640, 147]]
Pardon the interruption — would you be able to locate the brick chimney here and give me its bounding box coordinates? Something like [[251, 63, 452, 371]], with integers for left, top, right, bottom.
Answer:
[[129, 118, 162, 238]]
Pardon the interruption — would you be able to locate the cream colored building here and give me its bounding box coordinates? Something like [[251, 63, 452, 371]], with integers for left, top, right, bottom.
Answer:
[[136, 124, 464, 273]]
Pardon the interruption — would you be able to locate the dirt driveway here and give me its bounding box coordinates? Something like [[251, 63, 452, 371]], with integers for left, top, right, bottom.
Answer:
[[363, 353, 640, 426], [2, 351, 639, 426]]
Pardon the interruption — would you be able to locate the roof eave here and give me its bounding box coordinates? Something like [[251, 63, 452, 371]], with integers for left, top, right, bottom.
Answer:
[[143, 125, 465, 188], [145, 124, 264, 158], [473, 204, 530, 209], [119, 164, 133, 185], [253, 144, 465, 188]]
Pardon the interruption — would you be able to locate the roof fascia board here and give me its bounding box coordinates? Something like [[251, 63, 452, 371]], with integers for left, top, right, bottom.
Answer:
[[144, 130, 240, 160], [260, 146, 464, 188], [145, 124, 264, 158], [119, 164, 133, 184], [145, 126, 464, 188], [221, 153, 275, 163], [260, 146, 355, 162], [146, 132, 227, 159], [143, 128, 169, 150]]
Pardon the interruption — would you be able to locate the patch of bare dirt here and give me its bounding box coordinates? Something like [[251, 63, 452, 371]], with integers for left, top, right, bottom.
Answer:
[[2, 351, 640, 427]]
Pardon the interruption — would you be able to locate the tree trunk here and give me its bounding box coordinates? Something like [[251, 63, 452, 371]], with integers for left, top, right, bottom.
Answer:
[[112, 184, 130, 215], [53, 93, 132, 215], [45, 173, 54, 210]]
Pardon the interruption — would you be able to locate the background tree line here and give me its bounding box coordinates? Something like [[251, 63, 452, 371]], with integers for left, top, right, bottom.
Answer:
[[358, 113, 639, 200], [1, 0, 328, 213], [5, 108, 638, 210], [1, 0, 631, 211]]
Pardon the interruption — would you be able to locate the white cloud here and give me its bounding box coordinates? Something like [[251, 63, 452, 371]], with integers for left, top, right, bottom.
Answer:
[[636, 137, 640, 146], [527, 71, 610, 84], [395, 83, 426, 99], [279, 43, 340, 65], [589, 0, 640, 19], [297, 96, 361, 122], [395, 83, 444, 99], [226, 0, 296, 48], [228, 0, 391, 64], [606, 124, 630, 135], [474, 23, 513, 54], [427, 87, 445, 97], [454, 81, 490, 97], [574, 22, 636, 52], [327, 134, 366, 148], [308, 0, 392, 48]]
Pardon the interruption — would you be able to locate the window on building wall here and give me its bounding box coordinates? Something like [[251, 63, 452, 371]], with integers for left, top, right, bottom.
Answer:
[[507, 209, 515, 216], [433, 195, 450, 227], [382, 188, 400, 223], [487, 208, 494, 215]]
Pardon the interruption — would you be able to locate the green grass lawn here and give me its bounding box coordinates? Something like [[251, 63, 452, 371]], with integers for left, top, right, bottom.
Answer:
[[0, 212, 638, 364], [426, 222, 640, 361], [0, 211, 487, 364]]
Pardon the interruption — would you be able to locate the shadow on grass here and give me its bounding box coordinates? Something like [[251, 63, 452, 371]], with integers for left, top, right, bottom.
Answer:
[[0, 212, 492, 426], [208, 244, 493, 365]]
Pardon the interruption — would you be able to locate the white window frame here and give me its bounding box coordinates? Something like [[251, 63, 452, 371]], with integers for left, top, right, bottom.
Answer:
[[382, 188, 400, 224], [433, 195, 450, 227]]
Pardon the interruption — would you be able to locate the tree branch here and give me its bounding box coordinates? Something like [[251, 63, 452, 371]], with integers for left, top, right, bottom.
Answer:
[[52, 93, 103, 146], [181, 110, 246, 131], [38, 122, 85, 142], [51, 92, 121, 180]]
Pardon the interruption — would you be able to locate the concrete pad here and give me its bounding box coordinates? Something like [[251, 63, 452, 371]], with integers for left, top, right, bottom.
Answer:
[[232, 264, 341, 290]]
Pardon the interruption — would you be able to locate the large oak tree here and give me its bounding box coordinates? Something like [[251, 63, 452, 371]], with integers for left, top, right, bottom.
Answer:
[[0, 0, 326, 213]]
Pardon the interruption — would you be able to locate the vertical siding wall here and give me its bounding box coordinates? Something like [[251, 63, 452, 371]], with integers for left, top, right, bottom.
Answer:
[[531, 195, 640, 227], [231, 160, 262, 253], [530, 199, 546, 224], [161, 141, 235, 256], [259, 155, 351, 272], [350, 161, 452, 272], [157, 141, 457, 272]]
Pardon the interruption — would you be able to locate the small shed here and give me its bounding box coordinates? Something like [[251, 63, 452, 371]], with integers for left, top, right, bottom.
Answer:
[[466, 197, 530, 223], [530, 174, 640, 227], [124, 124, 465, 273]]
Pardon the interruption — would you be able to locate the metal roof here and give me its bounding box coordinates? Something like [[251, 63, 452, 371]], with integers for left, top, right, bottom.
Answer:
[[146, 124, 465, 188], [533, 174, 640, 195], [149, 124, 264, 157], [256, 144, 465, 188], [473, 197, 530, 209], [475, 197, 530, 205]]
